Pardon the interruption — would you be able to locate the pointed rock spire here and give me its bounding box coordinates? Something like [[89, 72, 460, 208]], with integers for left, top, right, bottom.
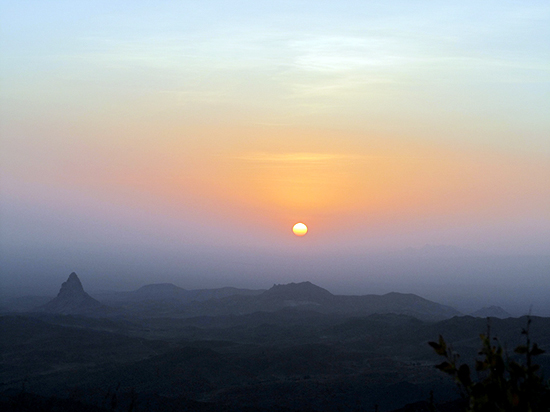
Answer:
[[39, 272, 106, 315], [57, 272, 85, 297]]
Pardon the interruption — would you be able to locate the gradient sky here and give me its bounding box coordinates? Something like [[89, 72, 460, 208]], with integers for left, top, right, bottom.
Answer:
[[1, 1, 549, 304]]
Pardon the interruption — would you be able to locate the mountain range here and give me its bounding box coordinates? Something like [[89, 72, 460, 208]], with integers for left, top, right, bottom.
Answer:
[[34, 273, 460, 321], [470, 305, 512, 319], [2, 272, 549, 412], [95, 282, 264, 304]]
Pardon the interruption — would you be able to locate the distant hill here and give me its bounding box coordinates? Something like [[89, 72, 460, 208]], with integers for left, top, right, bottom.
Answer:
[[31, 277, 460, 321], [333, 292, 461, 321], [259, 281, 335, 306], [470, 306, 512, 319], [94, 283, 264, 305], [131, 283, 189, 301], [2, 295, 52, 312], [184, 281, 461, 321], [37, 272, 110, 316]]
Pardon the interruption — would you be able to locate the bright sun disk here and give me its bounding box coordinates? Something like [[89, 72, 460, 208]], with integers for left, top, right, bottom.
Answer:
[[292, 222, 308, 236]]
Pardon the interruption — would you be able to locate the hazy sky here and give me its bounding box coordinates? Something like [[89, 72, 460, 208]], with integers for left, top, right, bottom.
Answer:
[[1, 1, 549, 302]]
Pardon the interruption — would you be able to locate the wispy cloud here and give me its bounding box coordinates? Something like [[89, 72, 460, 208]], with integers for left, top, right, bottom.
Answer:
[[233, 152, 363, 164], [290, 35, 408, 73]]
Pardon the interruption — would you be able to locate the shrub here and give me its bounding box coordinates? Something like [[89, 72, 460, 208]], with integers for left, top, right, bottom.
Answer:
[[429, 318, 550, 412]]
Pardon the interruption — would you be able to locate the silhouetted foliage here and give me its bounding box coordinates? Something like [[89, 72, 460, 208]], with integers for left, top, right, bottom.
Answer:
[[429, 318, 550, 411]]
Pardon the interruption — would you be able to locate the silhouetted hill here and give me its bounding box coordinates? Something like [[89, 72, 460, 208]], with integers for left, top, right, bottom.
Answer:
[[3, 295, 52, 312], [191, 286, 265, 301], [470, 305, 511, 319], [259, 281, 335, 305], [29, 278, 461, 321], [94, 283, 264, 307], [133, 283, 188, 300], [181, 282, 461, 321], [37, 273, 109, 316], [337, 292, 460, 321]]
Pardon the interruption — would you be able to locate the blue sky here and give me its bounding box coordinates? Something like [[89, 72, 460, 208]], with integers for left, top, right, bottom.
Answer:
[[1, 1, 549, 305]]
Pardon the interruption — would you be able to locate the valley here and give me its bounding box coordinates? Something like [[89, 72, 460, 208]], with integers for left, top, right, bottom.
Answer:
[[2, 273, 549, 411]]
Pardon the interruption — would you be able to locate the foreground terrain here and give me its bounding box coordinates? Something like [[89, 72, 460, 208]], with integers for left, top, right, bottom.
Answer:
[[2, 275, 549, 411]]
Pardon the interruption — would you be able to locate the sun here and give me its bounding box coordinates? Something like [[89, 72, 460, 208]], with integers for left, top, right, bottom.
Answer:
[[292, 222, 308, 236]]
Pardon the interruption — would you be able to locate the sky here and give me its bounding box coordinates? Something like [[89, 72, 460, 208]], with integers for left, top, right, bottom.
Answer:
[[1, 1, 549, 310]]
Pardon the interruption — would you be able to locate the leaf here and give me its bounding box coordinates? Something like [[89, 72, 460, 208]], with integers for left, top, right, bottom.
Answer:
[[435, 361, 455, 374], [438, 335, 447, 350], [457, 364, 472, 387], [475, 360, 487, 372], [515, 345, 528, 354], [531, 343, 545, 356], [428, 341, 443, 353], [429, 336, 448, 356]]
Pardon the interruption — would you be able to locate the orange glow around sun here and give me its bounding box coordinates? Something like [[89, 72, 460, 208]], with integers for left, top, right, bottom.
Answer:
[[292, 222, 308, 236]]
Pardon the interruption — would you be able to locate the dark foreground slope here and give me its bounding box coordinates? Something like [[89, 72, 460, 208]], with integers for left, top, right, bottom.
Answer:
[[3, 275, 546, 411], [2, 311, 549, 412]]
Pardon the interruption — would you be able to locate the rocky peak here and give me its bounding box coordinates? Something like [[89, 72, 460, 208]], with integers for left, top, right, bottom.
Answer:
[[39, 272, 105, 315], [57, 272, 85, 297]]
